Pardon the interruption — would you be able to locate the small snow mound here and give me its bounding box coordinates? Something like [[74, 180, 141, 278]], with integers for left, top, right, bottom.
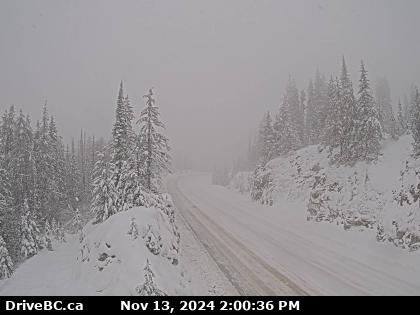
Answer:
[[78, 205, 184, 295]]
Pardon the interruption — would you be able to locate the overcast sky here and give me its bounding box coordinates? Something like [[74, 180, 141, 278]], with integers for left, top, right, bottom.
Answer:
[[1, 0, 420, 169]]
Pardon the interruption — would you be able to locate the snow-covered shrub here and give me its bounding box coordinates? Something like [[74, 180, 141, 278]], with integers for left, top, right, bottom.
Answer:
[[377, 160, 420, 251], [135, 259, 167, 296], [0, 235, 14, 279], [250, 164, 274, 205], [78, 204, 183, 295]]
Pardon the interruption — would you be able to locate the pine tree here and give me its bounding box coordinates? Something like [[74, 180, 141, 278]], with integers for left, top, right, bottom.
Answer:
[[44, 220, 53, 251], [322, 77, 342, 150], [72, 207, 83, 242], [300, 89, 307, 145], [9, 110, 34, 209], [258, 112, 276, 163], [20, 200, 40, 259], [375, 77, 398, 138], [278, 95, 302, 154], [33, 103, 54, 219], [353, 61, 382, 161], [0, 235, 14, 279], [397, 99, 407, 135], [137, 88, 170, 192], [91, 153, 118, 223], [410, 87, 420, 156], [111, 81, 135, 183], [331, 57, 357, 164], [135, 259, 167, 296], [285, 77, 304, 146], [0, 169, 19, 261]]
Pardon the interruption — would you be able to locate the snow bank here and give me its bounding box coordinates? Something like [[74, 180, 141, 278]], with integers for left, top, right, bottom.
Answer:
[[228, 171, 252, 194], [78, 204, 186, 295], [250, 135, 420, 251]]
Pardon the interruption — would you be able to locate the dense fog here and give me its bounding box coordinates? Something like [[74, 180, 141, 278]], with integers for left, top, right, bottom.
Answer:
[[1, 0, 420, 169]]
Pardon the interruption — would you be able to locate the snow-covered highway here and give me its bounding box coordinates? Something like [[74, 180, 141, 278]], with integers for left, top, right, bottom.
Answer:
[[168, 173, 420, 296]]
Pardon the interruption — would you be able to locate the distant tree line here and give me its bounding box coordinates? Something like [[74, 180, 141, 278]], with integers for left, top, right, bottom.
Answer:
[[251, 57, 420, 169]]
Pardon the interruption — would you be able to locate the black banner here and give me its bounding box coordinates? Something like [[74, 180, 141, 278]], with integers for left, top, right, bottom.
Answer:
[[0, 296, 415, 313]]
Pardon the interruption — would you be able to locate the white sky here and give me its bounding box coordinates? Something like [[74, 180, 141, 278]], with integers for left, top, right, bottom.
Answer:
[[1, 0, 420, 169]]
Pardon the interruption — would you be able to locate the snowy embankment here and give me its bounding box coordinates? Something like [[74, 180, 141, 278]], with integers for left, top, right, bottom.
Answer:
[[0, 197, 193, 295], [233, 135, 420, 251]]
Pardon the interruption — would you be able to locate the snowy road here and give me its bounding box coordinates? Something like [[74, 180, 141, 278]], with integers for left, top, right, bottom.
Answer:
[[167, 173, 420, 296]]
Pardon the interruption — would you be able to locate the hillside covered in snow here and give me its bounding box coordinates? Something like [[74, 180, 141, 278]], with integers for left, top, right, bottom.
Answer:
[[231, 135, 420, 251]]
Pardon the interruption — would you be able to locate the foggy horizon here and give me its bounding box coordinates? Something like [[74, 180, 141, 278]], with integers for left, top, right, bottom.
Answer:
[[1, 0, 420, 170]]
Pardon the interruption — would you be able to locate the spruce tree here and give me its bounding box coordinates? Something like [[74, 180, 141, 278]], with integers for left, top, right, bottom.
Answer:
[[111, 81, 135, 182], [322, 77, 342, 150], [10, 110, 34, 208], [397, 99, 406, 135], [338, 57, 357, 163], [375, 77, 398, 138], [20, 200, 40, 259], [353, 61, 382, 161], [137, 88, 170, 192], [285, 77, 304, 146], [91, 153, 118, 223], [410, 87, 420, 156], [258, 112, 276, 163], [0, 235, 14, 279]]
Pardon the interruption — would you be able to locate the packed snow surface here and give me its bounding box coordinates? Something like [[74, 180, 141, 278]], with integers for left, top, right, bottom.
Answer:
[[173, 173, 420, 295]]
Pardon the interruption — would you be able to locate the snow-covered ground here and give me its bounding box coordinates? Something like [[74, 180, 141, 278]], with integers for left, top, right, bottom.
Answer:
[[0, 202, 235, 296], [169, 173, 420, 295]]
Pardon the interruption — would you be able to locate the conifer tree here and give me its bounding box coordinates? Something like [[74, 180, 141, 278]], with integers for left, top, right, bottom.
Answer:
[[323, 76, 347, 158], [137, 88, 170, 192], [410, 87, 420, 156], [258, 112, 276, 163], [397, 99, 406, 134], [20, 200, 40, 259], [44, 220, 53, 251], [136, 259, 166, 296], [337, 57, 357, 163], [0, 235, 14, 279], [285, 77, 304, 146], [91, 153, 118, 223], [375, 77, 398, 138], [353, 61, 382, 161], [111, 81, 135, 182]]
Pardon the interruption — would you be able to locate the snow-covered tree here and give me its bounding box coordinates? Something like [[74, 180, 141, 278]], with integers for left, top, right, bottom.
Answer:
[[285, 77, 305, 146], [20, 200, 40, 259], [322, 77, 342, 150], [307, 70, 328, 144], [44, 220, 53, 251], [410, 87, 420, 156], [353, 61, 382, 161], [257, 112, 276, 163], [135, 259, 166, 296], [0, 235, 14, 279], [375, 77, 398, 138], [137, 88, 170, 192], [111, 81, 135, 183], [91, 153, 118, 223], [72, 207, 83, 242], [397, 99, 407, 135], [273, 96, 302, 155]]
